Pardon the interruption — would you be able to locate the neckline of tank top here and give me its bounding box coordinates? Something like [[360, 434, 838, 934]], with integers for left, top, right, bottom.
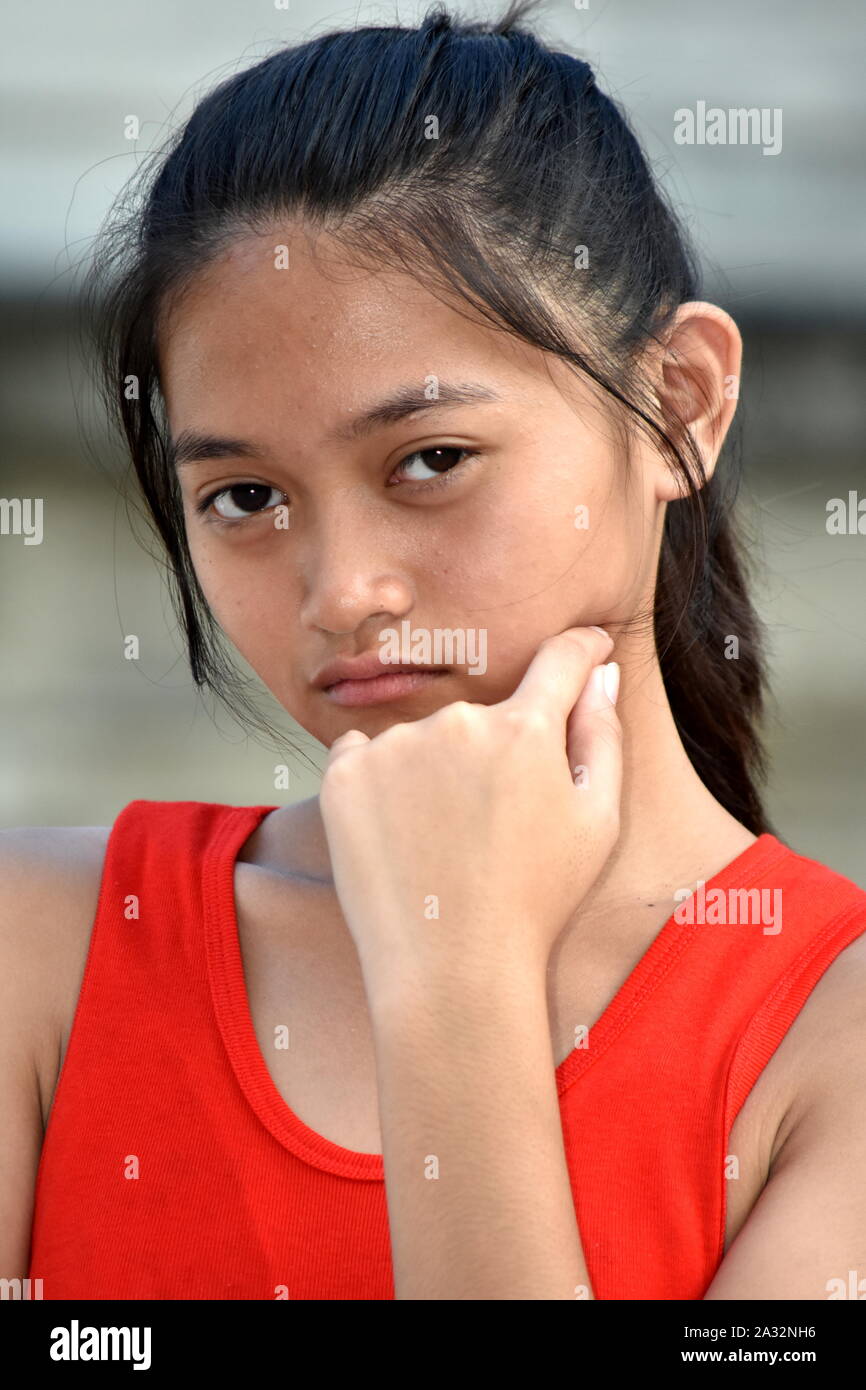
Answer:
[[202, 803, 791, 1182]]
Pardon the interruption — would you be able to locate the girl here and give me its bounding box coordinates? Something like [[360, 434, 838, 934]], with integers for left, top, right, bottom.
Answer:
[[4, 0, 866, 1301]]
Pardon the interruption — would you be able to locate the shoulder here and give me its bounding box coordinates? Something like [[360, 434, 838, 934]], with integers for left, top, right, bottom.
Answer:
[[773, 924, 866, 1132], [0, 823, 111, 921], [706, 923, 866, 1297], [0, 826, 111, 1278], [725, 838, 866, 1168], [769, 836, 866, 919], [0, 823, 111, 944], [239, 795, 333, 884], [0, 824, 111, 1126], [760, 882, 866, 1170]]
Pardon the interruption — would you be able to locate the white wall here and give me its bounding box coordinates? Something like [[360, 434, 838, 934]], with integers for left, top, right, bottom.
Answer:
[[2, 0, 864, 314]]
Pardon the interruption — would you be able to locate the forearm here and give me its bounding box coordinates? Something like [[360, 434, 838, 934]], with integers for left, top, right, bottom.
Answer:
[[365, 955, 594, 1300]]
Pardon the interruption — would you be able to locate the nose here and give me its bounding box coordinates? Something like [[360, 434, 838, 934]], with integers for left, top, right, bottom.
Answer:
[[297, 519, 415, 636]]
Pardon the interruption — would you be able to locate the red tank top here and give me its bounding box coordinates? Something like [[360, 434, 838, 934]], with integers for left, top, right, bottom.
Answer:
[[28, 799, 866, 1300]]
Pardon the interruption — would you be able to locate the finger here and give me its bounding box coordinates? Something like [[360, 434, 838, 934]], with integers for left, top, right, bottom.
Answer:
[[507, 625, 615, 721], [326, 728, 371, 766], [567, 663, 623, 819]]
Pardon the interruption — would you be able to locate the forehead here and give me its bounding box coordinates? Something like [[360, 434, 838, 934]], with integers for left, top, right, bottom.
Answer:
[[157, 226, 561, 427]]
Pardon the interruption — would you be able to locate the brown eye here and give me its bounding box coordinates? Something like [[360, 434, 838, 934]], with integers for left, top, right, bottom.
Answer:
[[205, 483, 284, 520], [392, 446, 473, 484]]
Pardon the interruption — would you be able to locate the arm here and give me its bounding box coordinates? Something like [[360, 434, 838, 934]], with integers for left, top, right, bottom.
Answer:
[[367, 957, 591, 1300], [0, 827, 106, 1289], [317, 627, 620, 1300], [0, 929, 44, 1287], [703, 933, 866, 1299]]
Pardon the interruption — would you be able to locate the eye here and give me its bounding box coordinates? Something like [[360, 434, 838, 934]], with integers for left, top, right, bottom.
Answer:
[[197, 483, 286, 521], [390, 446, 476, 487]]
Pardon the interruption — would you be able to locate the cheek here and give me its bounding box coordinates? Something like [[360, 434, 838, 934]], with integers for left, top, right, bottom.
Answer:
[[570, 493, 644, 603], [185, 529, 237, 628], [186, 529, 297, 667], [549, 452, 655, 609], [473, 466, 638, 601], [466, 462, 650, 669]]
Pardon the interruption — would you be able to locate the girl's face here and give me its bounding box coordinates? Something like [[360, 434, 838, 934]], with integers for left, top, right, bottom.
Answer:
[[159, 227, 670, 746]]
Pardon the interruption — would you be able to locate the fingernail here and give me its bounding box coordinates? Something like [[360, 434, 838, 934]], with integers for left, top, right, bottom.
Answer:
[[603, 661, 620, 706], [589, 625, 611, 639], [583, 663, 608, 710]]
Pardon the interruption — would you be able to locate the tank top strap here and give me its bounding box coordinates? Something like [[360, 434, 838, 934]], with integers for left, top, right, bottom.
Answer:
[[84, 800, 249, 966], [725, 892, 866, 1133]]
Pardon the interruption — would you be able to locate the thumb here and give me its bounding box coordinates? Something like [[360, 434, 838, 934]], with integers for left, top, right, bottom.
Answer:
[[567, 662, 622, 813]]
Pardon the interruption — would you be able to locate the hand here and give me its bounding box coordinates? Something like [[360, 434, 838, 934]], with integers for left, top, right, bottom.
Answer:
[[318, 625, 622, 988]]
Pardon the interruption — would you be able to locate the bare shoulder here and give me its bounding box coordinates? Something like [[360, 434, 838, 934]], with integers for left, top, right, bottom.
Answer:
[[0, 824, 110, 1279], [0, 824, 111, 1126], [239, 795, 334, 885], [761, 926, 866, 1170], [706, 925, 866, 1296]]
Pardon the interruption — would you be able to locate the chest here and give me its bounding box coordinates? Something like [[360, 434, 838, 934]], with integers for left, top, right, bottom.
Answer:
[[234, 867, 787, 1255]]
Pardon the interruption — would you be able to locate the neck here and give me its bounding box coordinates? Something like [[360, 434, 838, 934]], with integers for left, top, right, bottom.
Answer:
[[575, 631, 757, 928]]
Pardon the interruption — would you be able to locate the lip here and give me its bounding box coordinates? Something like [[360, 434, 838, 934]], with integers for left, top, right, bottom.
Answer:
[[312, 649, 449, 689], [323, 669, 449, 707]]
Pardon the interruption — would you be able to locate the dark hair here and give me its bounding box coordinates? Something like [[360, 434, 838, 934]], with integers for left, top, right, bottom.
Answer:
[[84, 0, 772, 832]]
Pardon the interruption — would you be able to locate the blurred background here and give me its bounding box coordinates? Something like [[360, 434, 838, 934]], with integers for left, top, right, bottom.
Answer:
[[1, 0, 864, 883]]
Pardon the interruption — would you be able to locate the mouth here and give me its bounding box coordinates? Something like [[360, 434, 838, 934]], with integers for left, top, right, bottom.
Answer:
[[322, 668, 450, 707]]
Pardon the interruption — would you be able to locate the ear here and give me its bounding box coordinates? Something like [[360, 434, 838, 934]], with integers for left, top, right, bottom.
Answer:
[[648, 301, 742, 501]]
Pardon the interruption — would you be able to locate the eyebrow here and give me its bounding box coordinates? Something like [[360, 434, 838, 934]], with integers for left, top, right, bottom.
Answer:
[[169, 380, 503, 468]]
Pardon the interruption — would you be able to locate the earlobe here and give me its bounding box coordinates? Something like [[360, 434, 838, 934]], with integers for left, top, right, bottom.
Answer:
[[651, 300, 742, 498]]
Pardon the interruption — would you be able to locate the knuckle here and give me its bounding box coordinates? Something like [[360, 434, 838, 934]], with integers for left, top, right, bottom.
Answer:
[[503, 705, 552, 738], [322, 747, 362, 787], [558, 628, 591, 652], [378, 718, 411, 743], [321, 763, 347, 797], [441, 699, 478, 728], [540, 632, 575, 659]]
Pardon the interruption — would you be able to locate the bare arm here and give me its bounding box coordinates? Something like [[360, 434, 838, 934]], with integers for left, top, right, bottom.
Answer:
[[0, 827, 106, 1286], [367, 958, 592, 1300], [316, 628, 621, 1300], [0, 926, 44, 1284]]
